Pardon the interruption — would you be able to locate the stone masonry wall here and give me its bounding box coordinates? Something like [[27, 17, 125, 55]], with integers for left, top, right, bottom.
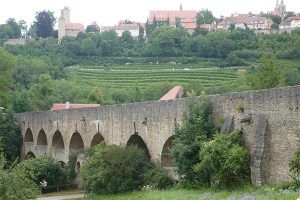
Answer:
[[16, 86, 300, 184]]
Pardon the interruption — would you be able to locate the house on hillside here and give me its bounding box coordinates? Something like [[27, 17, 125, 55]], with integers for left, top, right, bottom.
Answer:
[[217, 13, 272, 30], [58, 6, 85, 40], [100, 21, 140, 37], [280, 15, 300, 29], [148, 5, 197, 34]]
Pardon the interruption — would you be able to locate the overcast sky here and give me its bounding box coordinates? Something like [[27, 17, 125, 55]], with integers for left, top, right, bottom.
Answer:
[[1, 0, 299, 27]]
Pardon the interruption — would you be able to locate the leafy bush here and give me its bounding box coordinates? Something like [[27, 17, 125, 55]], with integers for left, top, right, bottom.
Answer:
[[0, 154, 39, 200], [194, 131, 250, 189], [143, 166, 174, 189], [289, 151, 300, 189], [171, 92, 215, 186], [81, 144, 151, 194], [16, 155, 66, 186]]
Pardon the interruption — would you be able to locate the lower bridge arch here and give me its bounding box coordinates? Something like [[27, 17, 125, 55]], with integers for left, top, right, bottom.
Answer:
[[126, 134, 150, 159], [69, 132, 84, 154], [161, 136, 175, 167], [25, 151, 35, 159]]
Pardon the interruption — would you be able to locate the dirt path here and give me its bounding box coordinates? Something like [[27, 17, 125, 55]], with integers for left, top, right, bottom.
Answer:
[[36, 194, 84, 200]]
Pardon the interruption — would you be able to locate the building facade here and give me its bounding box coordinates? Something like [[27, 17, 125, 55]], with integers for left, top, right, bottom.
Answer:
[[58, 7, 85, 41]]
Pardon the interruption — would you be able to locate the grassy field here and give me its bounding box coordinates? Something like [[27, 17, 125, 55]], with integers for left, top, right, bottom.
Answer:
[[85, 187, 299, 200]]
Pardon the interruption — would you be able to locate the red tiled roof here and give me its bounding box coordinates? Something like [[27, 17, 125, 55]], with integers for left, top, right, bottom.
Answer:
[[160, 86, 184, 101], [200, 23, 212, 29], [65, 23, 84, 31], [183, 22, 197, 29], [51, 103, 100, 111], [149, 10, 197, 25]]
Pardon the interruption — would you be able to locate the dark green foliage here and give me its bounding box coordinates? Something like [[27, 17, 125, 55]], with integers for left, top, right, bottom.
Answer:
[[171, 93, 215, 186], [194, 131, 251, 189], [289, 151, 300, 188], [142, 166, 174, 189], [0, 48, 15, 108], [0, 154, 39, 200], [196, 9, 215, 25], [0, 110, 22, 166], [224, 52, 243, 66], [246, 54, 283, 89], [34, 10, 56, 38], [16, 155, 66, 186], [81, 144, 151, 194]]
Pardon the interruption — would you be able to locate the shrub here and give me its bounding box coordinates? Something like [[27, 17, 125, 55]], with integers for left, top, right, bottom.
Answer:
[[81, 144, 151, 194], [0, 154, 39, 200], [171, 92, 215, 186], [194, 131, 250, 189], [15, 155, 66, 186], [289, 150, 300, 189], [143, 166, 174, 189]]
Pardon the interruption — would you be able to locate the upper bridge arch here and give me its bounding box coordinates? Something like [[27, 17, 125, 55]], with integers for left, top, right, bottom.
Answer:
[[69, 132, 84, 154], [126, 134, 151, 159]]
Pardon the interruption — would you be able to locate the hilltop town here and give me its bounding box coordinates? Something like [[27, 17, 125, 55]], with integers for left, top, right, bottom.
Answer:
[[57, 0, 300, 40]]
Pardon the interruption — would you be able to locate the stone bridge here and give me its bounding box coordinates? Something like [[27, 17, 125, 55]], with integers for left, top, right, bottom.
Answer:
[[16, 86, 300, 185]]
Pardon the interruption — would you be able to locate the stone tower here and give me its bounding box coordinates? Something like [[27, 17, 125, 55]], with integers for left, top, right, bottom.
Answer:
[[58, 6, 70, 41], [61, 6, 70, 24], [275, 0, 286, 16]]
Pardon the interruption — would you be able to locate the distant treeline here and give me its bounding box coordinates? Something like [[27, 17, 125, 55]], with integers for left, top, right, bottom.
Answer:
[[3, 26, 300, 67]]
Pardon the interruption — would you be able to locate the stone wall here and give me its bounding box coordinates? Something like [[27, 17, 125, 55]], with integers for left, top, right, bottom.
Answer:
[[16, 85, 300, 184]]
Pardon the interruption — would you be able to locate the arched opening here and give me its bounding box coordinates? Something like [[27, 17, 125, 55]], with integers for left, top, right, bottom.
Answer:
[[52, 131, 64, 149], [24, 128, 33, 142], [59, 161, 66, 167], [25, 151, 35, 159], [127, 134, 150, 159], [76, 161, 81, 173], [37, 129, 47, 145], [161, 136, 175, 167], [69, 132, 84, 154], [91, 133, 105, 147]]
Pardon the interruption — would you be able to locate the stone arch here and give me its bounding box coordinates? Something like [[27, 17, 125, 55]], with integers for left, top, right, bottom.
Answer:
[[161, 136, 175, 167], [76, 161, 81, 173], [127, 134, 150, 159], [37, 129, 47, 145], [69, 132, 84, 154], [25, 151, 35, 159], [52, 131, 65, 149], [59, 161, 66, 167], [24, 128, 33, 142], [91, 133, 105, 147]]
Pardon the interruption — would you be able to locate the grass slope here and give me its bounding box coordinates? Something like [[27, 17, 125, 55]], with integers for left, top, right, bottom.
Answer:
[[86, 188, 299, 200]]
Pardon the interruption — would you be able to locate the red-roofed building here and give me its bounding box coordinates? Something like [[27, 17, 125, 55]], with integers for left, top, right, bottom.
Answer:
[[100, 21, 140, 37], [160, 86, 184, 101], [217, 13, 272, 30], [51, 103, 100, 111], [148, 5, 197, 34], [58, 7, 85, 40]]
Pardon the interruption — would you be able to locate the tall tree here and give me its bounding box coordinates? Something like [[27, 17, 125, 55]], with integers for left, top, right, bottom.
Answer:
[[0, 48, 15, 108], [196, 9, 215, 25], [246, 54, 283, 89], [34, 10, 56, 38]]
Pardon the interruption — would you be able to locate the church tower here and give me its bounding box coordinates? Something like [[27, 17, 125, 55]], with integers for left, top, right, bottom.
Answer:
[[58, 6, 70, 41], [180, 3, 182, 11], [275, 0, 286, 16], [61, 6, 70, 24]]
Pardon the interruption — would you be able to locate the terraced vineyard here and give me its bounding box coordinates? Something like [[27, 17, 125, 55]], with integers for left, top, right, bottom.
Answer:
[[70, 65, 245, 90]]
